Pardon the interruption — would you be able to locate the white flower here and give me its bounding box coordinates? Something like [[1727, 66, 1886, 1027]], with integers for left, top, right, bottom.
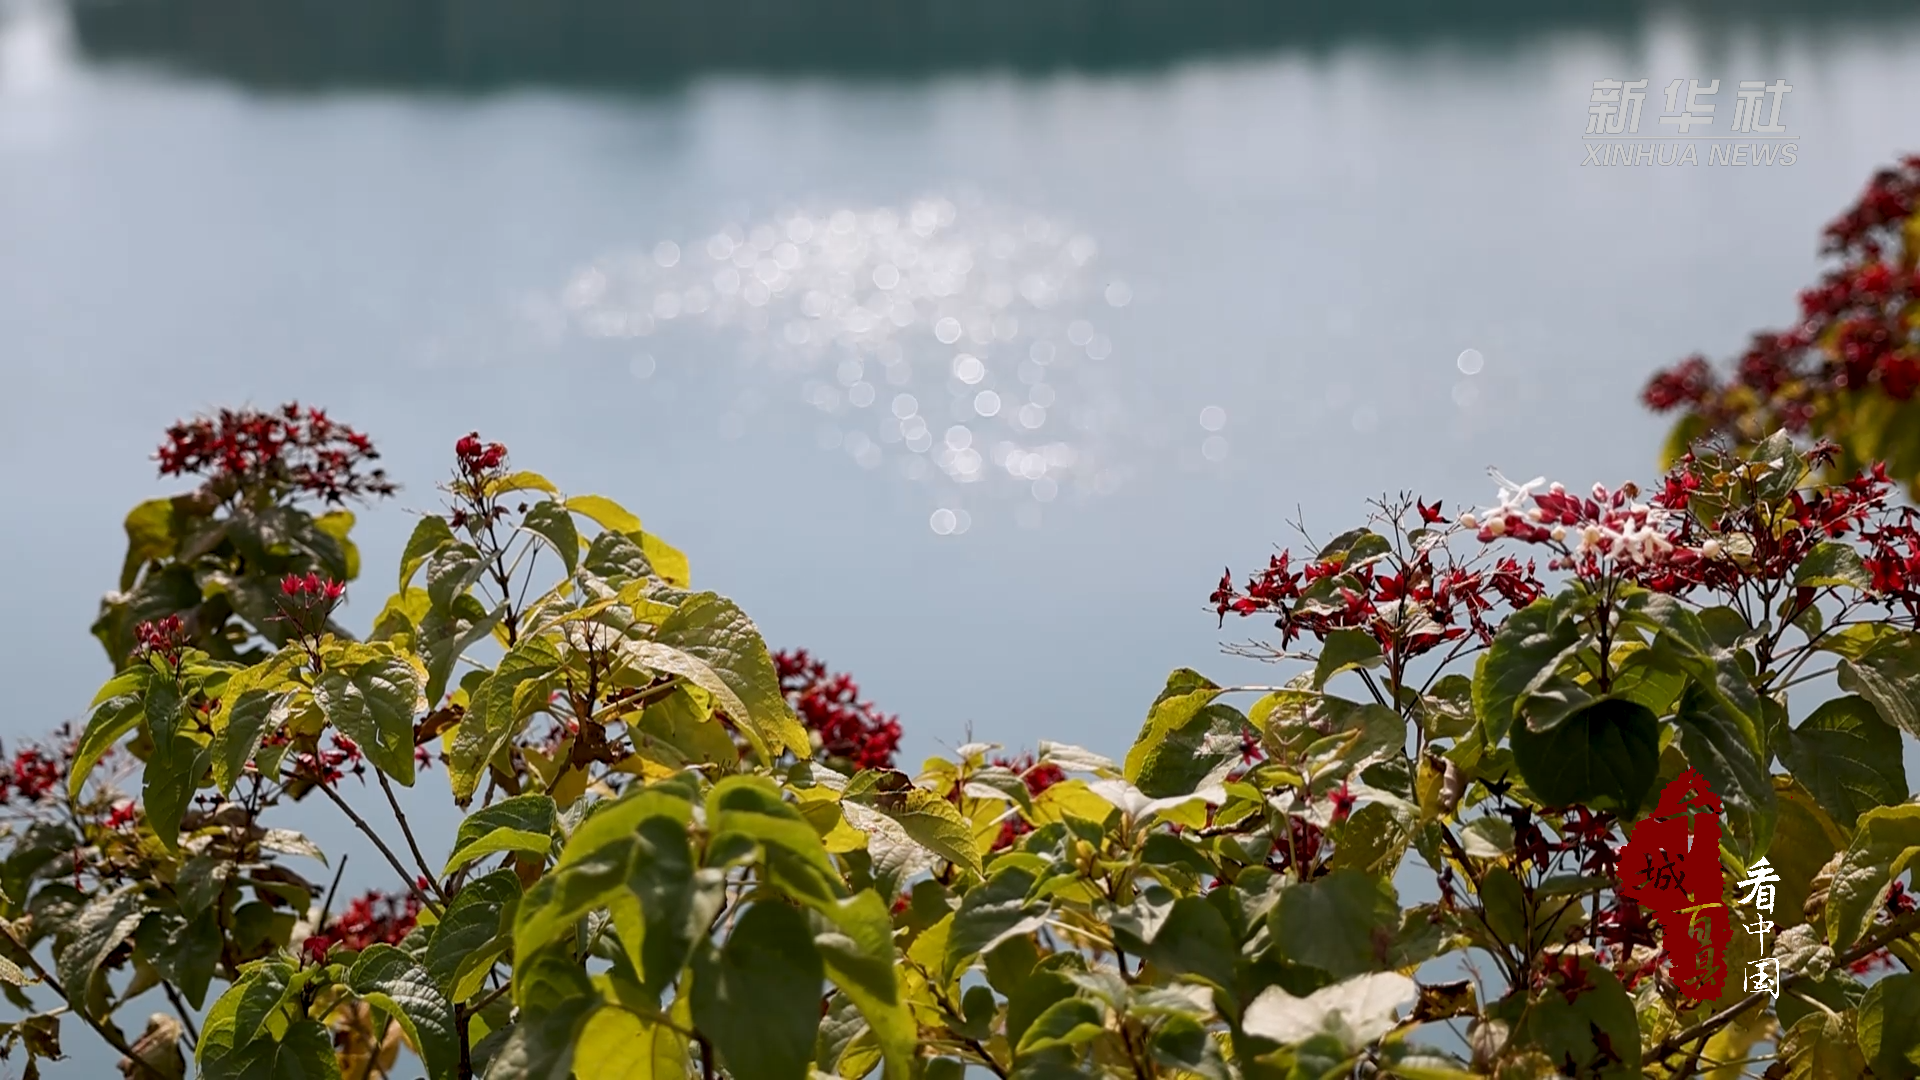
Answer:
[[1489, 470, 1547, 513], [1701, 538, 1724, 559], [1550, 525, 1567, 543], [1459, 512, 1479, 529]]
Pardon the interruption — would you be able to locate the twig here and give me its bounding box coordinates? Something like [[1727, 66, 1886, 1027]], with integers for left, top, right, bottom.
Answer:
[[376, 769, 450, 905], [470, 980, 514, 1016], [161, 980, 200, 1048], [315, 780, 444, 917], [318, 853, 351, 928], [11, 947, 164, 1079], [1651, 907, 1920, 1060], [360, 1013, 393, 1080], [697, 1033, 717, 1080]]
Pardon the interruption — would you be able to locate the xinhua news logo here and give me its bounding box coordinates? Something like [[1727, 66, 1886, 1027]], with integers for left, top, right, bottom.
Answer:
[[1583, 79, 1798, 167]]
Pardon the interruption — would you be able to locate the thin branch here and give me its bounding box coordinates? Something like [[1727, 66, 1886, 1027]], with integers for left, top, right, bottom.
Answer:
[[1651, 907, 1920, 1060], [161, 980, 201, 1049], [376, 768, 450, 905], [315, 779, 444, 917], [11, 946, 164, 1079], [318, 853, 351, 928]]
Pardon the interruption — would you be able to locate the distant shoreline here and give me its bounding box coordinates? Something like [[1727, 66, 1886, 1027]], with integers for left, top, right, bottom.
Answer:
[[65, 0, 1920, 93]]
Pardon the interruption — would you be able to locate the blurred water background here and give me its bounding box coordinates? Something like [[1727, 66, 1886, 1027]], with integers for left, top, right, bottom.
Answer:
[[4, 0, 1920, 1065]]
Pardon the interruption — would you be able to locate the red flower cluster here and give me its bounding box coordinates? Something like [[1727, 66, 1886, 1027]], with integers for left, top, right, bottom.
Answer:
[[1643, 156, 1920, 430], [156, 403, 394, 505], [106, 801, 140, 830], [1464, 462, 1910, 602], [1210, 503, 1543, 657], [454, 433, 509, 476], [1868, 520, 1920, 612], [277, 573, 346, 639], [291, 734, 366, 786], [1269, 816, 1324, 877], [281, 572, 346, 603], [986, 753, 1066, 850], [1328, 780, 1357, 825], [0, 745, 62, 805], [774, 650, 902, 770], [301, 890, 421, 963], [133, 614, 189, 666]]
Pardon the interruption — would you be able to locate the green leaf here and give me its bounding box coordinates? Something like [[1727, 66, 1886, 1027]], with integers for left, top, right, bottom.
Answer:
[[1860, 974, 1920, 1080], [574, 1006, 689, 1080], [1796, 541, 1874, 590], [1314, 629, 1383, 690], [315, 654, 424, 786], [119, 496, 184, 591], [1472, 597, 1583, 742], [444, 794, 558, 874], [1015, 997, 1105, 1058], [232, 960, 301, 1045], [138, 907, 222, 1008], [69, 669, 150, 798], [1242, 972, 1416, 1053], [426, 541, 487, 616], [348, 944, 459, 1080], [488, 470, 559, 496], [513, 787, 701, 973], [1776, 1010, 1866, 1080], [846, 778, 983, 878], [1124, 669, 1247, 799], [145, 738, 209, 852], [1769, 781, 1848, 933], [651, 594, 809, 759], [425, 869, 519, 1001], [200, 1016, 342, 1080], [1783, 695, 1907, 829], [630, 686, 739, 769], [1151, 1015, 1230, 1080], [1628, 592, 1764, 736], [216, 688, 296, 795], [812, 891, 915, 1080], [706, 777, 845, 907], [945, 868, 1044, 980], [692, 903, 824, 1080], [1673, 682, 1775, 857], [1135, 896, 1235, 992], [1516, 959, 1641, 1077], [399, 515, 457, 591], [1838, 633, 1920, 738], [1828, 805, 1920, 950], [521, 501, 581, 576], [54, 885, 148, 1019], [636, 532, 692, 589], [1509, 697, 1659, 814], [449, 635, 563, 803], [565, 494, 644, 535], [583, 531, 655, 581], [1271, 870, 1399, 979], [418, 599, 506, 709]]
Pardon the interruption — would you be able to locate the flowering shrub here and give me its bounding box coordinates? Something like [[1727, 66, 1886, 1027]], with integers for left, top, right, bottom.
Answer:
[[775, 650, 904, 771], [9, 412, 1920, 1080], [93, 403, 391, 669], [1645, 154, 1920, 496]]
